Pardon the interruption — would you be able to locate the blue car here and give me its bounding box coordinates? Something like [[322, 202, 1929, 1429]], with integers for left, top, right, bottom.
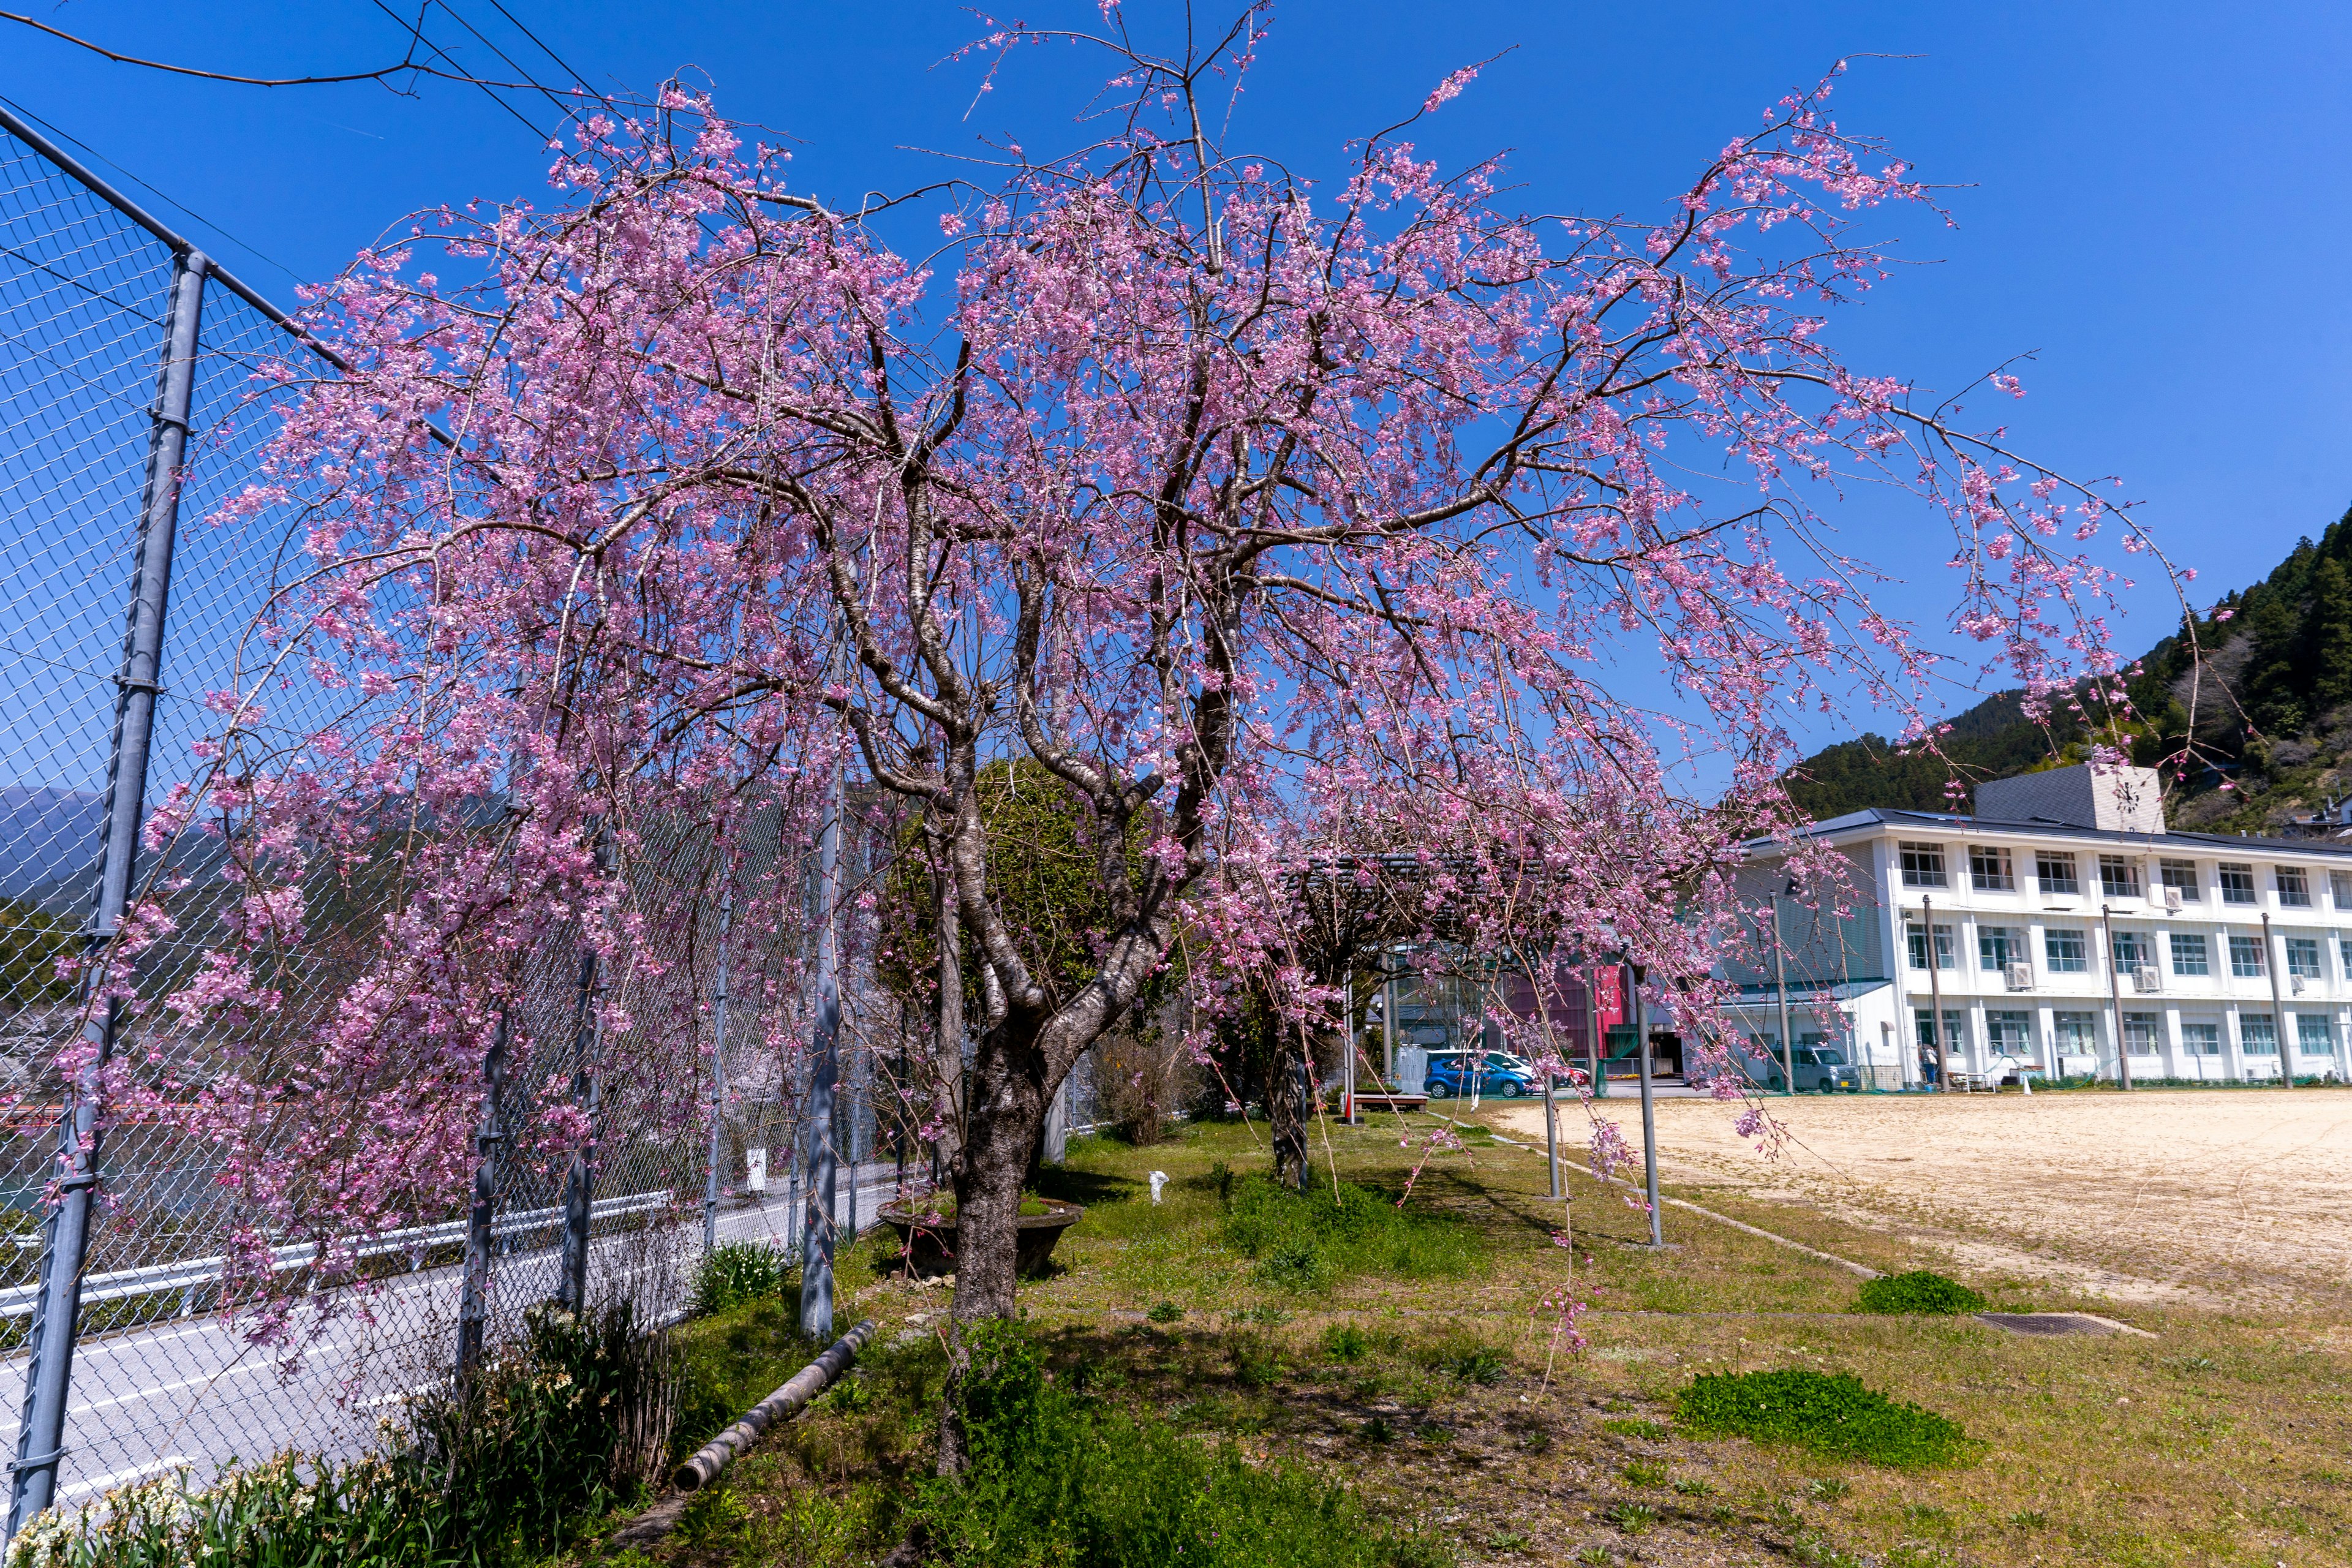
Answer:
[[1422, 1051, 1540, 1099]]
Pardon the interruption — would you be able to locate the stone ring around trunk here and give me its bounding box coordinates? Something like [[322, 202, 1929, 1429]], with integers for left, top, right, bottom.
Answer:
[[875, 1196, 1085, 1280]]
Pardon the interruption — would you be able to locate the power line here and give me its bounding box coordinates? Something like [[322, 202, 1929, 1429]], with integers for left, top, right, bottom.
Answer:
[[0, 91, 303, 287]]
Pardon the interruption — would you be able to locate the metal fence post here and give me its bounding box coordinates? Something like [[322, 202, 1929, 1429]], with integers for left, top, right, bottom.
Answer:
[[556, 835, 611, 1314], [458, 1010, 508, 1382], [799, 759, 842, 1341], [8, 250, 208, 1534], [703, 888, 732, 1256]]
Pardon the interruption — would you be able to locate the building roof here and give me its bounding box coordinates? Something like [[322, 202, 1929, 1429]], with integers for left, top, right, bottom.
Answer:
[[1755, 807, 2352, 861]]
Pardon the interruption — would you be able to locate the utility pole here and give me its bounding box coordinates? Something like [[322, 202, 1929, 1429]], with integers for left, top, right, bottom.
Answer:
[[799, 752, 845, 1339], [2263, 910, 2291, 1089], [1924, 894, 1951, 1093], [1631, 962, 1664, 1248], [1770, 888, 1796, 1096], [2100, 905, 2135, 1091]]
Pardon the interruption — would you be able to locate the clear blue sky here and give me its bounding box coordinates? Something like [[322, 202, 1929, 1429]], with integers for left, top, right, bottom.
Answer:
[[6, 0, 2348, 759]]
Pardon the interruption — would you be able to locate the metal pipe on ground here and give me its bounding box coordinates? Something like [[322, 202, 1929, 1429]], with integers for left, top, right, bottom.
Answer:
[[673, 1318, 877, 1492]]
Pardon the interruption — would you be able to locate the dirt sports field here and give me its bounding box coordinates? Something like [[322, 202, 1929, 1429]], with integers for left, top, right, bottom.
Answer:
[[1490, 1087, 2352, 1311]]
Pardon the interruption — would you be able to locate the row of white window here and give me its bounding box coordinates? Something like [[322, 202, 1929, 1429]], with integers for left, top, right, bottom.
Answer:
[[1910, 1006, 2337, 1057], [1895, 840, 2348, 908], [1902, 922, 2340, 981]]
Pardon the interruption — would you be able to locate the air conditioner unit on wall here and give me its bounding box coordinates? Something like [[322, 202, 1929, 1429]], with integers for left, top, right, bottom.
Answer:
[[2291, 974, 2309, 995], [2003, 962, 2035, 992], [2133, 965, 2163, 993], [2163, 887, 2184, 912]]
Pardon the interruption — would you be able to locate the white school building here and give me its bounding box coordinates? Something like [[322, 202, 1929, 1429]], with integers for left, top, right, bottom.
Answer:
[[1728, 763, 2352, 1087]]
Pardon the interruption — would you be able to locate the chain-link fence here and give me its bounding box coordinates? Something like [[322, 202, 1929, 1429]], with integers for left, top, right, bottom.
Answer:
[[0, 104, 928, 1534]]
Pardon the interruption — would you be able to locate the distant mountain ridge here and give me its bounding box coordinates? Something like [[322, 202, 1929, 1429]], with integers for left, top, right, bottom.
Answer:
[[1785, 503, 2352, 834], [0, 786, 102, 906]]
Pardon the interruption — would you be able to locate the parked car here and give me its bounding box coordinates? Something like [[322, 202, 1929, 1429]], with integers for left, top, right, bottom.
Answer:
[[1422, 1051, 1542, 1099], [1732, 1042, 1863, 1093]]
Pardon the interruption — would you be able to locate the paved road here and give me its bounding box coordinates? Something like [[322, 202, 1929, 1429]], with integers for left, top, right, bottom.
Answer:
[[0, 1161, 922, 1508]]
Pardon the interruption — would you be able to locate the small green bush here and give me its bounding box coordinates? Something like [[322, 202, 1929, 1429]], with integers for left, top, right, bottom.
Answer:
[[1675, 1369, 1972, 1468], [693, 1240, 793, 1316], [1854, 1270, 1987, 1316], [1146, 1300, 1184, 1324], [1220, 1176, 1480, 1293], [1321, 1324, 1370, 1362]]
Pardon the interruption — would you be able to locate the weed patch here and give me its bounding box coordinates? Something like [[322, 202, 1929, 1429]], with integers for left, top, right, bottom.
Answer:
[[1854, 1270, 1987, 1316], [1221, 1175, 1481, 1292], [1676, 1370, 1973, 1469], [693, 1238, 793, 1315], [910, 1322, 1442, 1566]]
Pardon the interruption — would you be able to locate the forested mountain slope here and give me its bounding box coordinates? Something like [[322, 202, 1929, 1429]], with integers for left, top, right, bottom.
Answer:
[[1784, 505, 2352, 833]]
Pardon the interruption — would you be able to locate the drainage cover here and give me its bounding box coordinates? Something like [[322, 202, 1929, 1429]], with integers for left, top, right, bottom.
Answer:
[[1976, 1312, 2154, 1338]]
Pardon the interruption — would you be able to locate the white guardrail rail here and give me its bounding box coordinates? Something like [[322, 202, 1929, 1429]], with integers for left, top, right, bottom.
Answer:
[[0, 1189, 675, 1320]]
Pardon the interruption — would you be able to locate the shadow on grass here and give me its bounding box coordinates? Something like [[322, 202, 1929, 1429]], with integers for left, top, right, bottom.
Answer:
[[1036, 1164, 1147, 1207]]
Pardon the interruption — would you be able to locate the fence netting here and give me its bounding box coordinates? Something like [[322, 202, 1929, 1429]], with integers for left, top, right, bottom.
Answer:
[[0, 113, 927, 1519]]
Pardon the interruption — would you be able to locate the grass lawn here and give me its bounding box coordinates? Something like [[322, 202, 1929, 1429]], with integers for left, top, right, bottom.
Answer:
[[600, 1106, 2352, 1567]]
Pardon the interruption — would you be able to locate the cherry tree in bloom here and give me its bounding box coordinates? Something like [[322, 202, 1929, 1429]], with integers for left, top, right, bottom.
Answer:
[[131, 14, 2175, 1435]]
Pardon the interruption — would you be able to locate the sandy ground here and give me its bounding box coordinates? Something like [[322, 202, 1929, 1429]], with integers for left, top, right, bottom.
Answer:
[[1488, 1088, 2352, 1310]]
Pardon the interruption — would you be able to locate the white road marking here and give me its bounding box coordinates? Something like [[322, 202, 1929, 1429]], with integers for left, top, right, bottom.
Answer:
[[56, 1454, 195, 1500]]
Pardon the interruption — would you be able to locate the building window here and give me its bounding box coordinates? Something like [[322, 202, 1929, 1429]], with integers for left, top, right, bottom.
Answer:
[[1913, 1008, 1964, 1051], [2035, 851, 2081, 896], [1987, 1011, 2033, 1054], [2285, 937, 2322, 979], [2098, 856, 2142, 899], [2044, 929, 2089, 973], [1905, 921, 1956, 970], [2218, 862, 2256, 905], [1969, 845, 2015, 892], [2111, 930, 2154, 971], [2123, 1013, 2161, 1055], [2170, 933, 2211, 976], [2296, 1014, 2335, 1058], [2331, 869, 2352, 909], [2240, 1013, 2279, 1055], [2228, 933, 2267, 978], [2340, 936, 2352, 974], [2275, 866, 2313, 908], [1978, 927, 2023, 971], [1899, 842, 1948, 889], [2053, 1011, 2098, 1056], [2180, 1022, 2222, 1056], [2160, 859, 2201, 902]]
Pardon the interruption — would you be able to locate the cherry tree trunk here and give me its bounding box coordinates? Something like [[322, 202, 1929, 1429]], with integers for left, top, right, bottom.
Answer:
[[1268, 1035, 1311, 1193], [936, 1008, 1050, 1472]]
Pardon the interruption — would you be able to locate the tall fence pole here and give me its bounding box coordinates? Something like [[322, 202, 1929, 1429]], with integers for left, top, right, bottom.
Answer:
[[8, 251, 208, 1534], [1630, 962, 1664, 1249], [703, 888, 733, 1255], [556, 835, 611, 1314], [799, 756, 843, 1340], [458, 1010, 508, 1382]]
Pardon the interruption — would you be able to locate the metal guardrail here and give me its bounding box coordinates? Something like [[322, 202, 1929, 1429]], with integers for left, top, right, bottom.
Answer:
[[0, 1190, 674, 1319]]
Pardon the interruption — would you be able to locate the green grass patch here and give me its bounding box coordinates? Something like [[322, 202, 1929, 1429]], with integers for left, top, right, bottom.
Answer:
[[911, 1321, 1446, 1567], [1675, 1369, 1973, 1469], [1854, 1270, 1988, 1316], [1219, 1173, 1482, 1292]]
